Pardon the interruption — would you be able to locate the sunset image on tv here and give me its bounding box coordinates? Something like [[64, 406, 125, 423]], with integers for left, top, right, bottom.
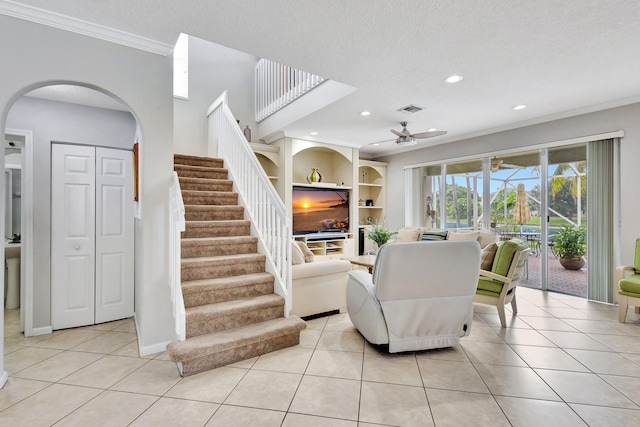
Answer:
[[292, 188, 349, 233]]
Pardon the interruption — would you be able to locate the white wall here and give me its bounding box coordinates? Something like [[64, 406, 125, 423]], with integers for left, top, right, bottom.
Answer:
[[377, 102, 640, 266], [0, 14, 175, 374], [6, 96, 136, 328], [174, 36, 258, 156]]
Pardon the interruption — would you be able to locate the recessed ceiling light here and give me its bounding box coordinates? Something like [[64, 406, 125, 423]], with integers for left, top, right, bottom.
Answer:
[[428, 128, 437, 132], [310, 131, 318, 135], [513, 105, 527, 110], [444, 75, 463, 83], [360, 111, 371, 116]]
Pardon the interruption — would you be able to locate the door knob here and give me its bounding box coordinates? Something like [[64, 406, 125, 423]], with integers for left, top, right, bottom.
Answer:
[[74, 245, 80, 250]]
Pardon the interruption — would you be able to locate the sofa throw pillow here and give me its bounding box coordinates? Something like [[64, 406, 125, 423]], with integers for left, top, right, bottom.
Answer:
[[477, 231, 498, 249], [421, 230, 448, 241], [397, 227, 422, 242], [297, 241, 315, 263], [291, 241, 305, 265], [449, 231, 479, 241], [480, 242, 498, 270]]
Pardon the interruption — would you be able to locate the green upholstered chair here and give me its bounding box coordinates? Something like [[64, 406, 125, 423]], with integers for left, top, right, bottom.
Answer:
[[474, 238, 529, 327], [617, 238, 640, 323]]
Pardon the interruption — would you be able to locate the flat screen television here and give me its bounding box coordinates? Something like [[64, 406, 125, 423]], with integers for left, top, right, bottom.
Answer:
[[292, 186, 349, 235]]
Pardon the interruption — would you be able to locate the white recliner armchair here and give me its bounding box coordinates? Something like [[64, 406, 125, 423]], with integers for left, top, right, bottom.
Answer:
[[346, 240, 481, 352]]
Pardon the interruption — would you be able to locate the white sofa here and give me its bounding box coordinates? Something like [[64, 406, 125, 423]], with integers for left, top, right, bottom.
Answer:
[[291, 260, 352, 317], [289, 241, 351, 317]]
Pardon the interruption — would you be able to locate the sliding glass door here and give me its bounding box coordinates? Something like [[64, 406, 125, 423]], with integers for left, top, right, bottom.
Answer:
[[406, 142, 597, 298], [546, 144, 587, 296], [489, 151, 542, 290]]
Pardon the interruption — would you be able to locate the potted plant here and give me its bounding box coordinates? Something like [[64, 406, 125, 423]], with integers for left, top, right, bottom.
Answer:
[[490, 212, 498, 229], [554, 225, 586, 270], [366, 223, 397, 249]]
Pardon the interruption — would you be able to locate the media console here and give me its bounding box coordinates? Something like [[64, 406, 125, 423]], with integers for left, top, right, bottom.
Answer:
[[304, 232, 347, 241], [294, 233, 354, 259]]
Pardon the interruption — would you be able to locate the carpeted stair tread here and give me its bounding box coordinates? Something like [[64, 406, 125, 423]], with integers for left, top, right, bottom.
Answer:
[[182, 190, 238, 206], [179, 177, 233, 192], [181, 236, 257, 258], [181, 253, 266, 281], [181, 272, 274, 307], [174, 164, 228, 179], [167, 316, 307, 363], [184, 205, 244, 221], [182, 272, 274, 295], [174, 154, 224, 168], [181, 235, 256, 245], [182, 253, 265, 267], [174, 164, 227, 173], [185, 292, 285, 336], [186, 293, 283, 320], [184, 219, 250, 226], [182, 220, 251, 239]]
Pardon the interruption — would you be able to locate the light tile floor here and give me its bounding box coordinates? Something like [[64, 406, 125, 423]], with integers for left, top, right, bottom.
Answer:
[[3, 287, 640, 426]]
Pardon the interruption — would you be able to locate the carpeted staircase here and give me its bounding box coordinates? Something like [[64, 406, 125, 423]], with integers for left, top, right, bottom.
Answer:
[[167, 154, 306, 376]]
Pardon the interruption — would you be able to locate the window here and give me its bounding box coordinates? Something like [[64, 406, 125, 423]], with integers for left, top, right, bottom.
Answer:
[[173, 33, 188, 99]]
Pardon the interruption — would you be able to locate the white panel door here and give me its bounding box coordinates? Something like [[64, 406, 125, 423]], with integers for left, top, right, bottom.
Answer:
[[95, 147, 134, 323], [51, 144, 96, 329]]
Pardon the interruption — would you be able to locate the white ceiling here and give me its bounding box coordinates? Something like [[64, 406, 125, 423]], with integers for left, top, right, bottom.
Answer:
[[5, 0, 640, 157]]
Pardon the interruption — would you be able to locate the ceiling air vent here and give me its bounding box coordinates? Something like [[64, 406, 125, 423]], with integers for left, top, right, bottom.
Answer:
[[397, 104, 423, 114]]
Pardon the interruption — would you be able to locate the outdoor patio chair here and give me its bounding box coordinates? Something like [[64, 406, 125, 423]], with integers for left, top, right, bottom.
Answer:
[[617, 238, 640, 323], [475, 238, 529, 327]]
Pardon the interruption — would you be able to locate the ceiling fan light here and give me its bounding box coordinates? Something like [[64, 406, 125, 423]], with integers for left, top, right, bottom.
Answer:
[[444, 75, 463, 83], [396, 137, 417, 147]]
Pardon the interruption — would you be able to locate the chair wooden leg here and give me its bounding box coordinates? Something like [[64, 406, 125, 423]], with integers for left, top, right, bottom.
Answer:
[[619, 295, 628, 323], [511, 295, 518, 315], [497, 304, 507, 328]]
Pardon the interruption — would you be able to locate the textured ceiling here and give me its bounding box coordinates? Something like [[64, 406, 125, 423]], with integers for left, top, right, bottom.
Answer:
[[5, 0, 640, 156]]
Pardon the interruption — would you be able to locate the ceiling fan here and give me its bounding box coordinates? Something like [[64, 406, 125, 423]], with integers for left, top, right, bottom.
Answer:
[[490, 157, 521, 172], [370, 122, 447, 147]]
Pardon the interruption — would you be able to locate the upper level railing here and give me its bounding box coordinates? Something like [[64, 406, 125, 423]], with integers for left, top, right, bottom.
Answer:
[[255, 58, 325, 122], [207, 91, 292, 314], [169, 171, 186, 341]]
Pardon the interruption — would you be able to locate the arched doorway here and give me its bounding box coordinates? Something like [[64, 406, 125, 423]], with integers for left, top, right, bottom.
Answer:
[[3, 83, 139, 338]]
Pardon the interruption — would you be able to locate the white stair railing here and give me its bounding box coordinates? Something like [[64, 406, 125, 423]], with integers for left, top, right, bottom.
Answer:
[[169, 171, 186, 341], [255, 58, 325, 122], [207, 91, 292, 314]]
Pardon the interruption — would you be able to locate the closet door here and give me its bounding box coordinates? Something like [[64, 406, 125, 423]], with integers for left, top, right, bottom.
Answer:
[[51, 144, 96, 329], [95, 147, 134, 323]]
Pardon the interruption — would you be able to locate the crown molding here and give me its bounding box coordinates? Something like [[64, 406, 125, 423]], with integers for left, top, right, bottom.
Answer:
[[0, 0, 173, 55]]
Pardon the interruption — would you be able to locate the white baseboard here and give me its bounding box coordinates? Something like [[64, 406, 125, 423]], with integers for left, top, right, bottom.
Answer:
[[134, 313, 172, 357], [138, 340, 171, 357], [0, 371, 8, 389], [29, 326, 53, 337]]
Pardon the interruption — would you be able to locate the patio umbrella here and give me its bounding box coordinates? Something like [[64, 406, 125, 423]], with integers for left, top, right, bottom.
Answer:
[[513, 183, 531, 227]]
